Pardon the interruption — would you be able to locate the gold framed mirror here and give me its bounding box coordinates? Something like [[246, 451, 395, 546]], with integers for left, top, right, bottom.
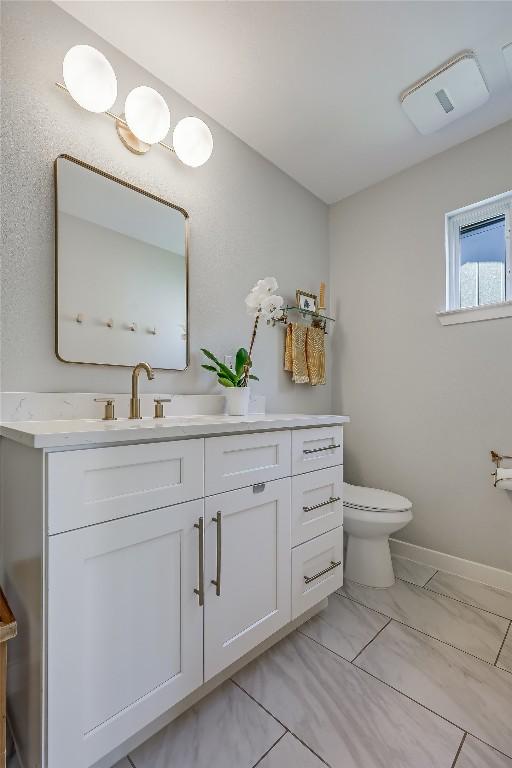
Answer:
[[55, 154, 189, 370]]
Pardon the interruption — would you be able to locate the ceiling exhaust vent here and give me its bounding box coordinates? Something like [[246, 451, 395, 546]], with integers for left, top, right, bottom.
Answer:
[[400, 50, 489, 135]]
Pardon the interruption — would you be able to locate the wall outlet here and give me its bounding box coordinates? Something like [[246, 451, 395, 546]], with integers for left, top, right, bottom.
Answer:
[[224, 355, 233, 370]]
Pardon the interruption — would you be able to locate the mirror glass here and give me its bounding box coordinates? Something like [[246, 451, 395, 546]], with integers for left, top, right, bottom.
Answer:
[[55, 155, 188, 370]]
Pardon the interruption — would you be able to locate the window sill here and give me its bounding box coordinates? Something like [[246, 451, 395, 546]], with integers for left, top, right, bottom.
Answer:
[[437, 300, 512, 326]]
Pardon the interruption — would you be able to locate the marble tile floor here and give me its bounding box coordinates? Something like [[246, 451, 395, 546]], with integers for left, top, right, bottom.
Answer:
[[8, 557, 512, 768]]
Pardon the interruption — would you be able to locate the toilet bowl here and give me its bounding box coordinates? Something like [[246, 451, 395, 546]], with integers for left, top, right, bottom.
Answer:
[[343, 482, 412, 588]]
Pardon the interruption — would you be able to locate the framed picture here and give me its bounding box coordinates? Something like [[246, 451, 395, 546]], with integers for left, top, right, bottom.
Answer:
[[296, 290, 317, 314]]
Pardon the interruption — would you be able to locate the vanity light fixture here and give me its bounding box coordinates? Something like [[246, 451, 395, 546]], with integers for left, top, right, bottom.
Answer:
[[58, 45, 213, 166], [63, 45, 117, 113], [124, 86, 170, 145], [173, 116, 214, 168]]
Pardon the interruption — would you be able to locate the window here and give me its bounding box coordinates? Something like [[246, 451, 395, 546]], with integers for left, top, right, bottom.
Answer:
[[445, 192, 511, 314]]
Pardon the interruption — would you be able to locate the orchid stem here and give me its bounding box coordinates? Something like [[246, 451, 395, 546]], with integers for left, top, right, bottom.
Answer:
[[244, 314, 260, 386]]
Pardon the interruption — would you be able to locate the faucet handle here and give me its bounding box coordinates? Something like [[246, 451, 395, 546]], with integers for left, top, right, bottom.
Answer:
[[154, 398, 172, 419], [94, 398, 116, 421]]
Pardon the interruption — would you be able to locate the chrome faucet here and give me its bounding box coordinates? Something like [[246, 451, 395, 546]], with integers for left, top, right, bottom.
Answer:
[[129, 362, 155, 419]]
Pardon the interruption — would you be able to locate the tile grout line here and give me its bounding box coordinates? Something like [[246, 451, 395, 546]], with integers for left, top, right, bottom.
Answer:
[[391, 564, 512, 621], [393, 571, 512, 621], [231, 678, 289, 733], [421, 570, 439, 588], [349, 641, 512, 762], [450, 732, 467, 768], [420, 583, 512, 622], [337, 590, 509, 668], [350, 618, 393, 663], [250, 730, 288, 768], [292, 629, 512, 762], [232, 678, 331, 767], [494, 619, 511, 667]]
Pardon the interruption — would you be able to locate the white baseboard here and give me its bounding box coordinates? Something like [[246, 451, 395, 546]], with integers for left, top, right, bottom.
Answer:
[[390, 539, 512, 593]]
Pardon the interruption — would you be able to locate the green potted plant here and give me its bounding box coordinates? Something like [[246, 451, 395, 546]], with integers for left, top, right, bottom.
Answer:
[[201, 347, 258, 415], [201, 277, 284, 416]]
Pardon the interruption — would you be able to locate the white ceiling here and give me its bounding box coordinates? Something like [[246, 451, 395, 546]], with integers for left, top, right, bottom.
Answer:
[[56, 1, 512, 204]]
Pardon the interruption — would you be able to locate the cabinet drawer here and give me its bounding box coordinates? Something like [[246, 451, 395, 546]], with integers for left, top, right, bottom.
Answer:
[[292, 426, 343, 475], [205, 431, 291, 495], [48, 439, 204, 534], [292, 466, 343, 546], [291, 527, 343, 619]]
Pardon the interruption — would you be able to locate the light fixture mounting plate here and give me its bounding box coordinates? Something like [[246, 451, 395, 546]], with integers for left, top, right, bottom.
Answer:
[[115, 115, 151, 155]]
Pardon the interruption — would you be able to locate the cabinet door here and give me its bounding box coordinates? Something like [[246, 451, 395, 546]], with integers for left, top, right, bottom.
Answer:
[[204, 479, 291, 680], [47, 500, 204, 768]]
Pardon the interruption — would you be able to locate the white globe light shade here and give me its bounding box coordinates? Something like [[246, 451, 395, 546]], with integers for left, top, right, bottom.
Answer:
[[173, 117, 213, 167], [124, 86, 170, 145], [63, 45, 117, 113]]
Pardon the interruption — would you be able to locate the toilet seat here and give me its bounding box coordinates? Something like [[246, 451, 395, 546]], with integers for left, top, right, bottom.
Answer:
[[343, 482, 412, 513]]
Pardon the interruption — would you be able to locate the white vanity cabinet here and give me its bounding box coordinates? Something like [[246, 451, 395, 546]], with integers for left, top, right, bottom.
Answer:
[[0, 415, 347, 768]]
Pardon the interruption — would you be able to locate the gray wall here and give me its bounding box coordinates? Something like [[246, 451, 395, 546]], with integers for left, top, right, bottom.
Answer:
[[1, 1, 330, 414], [330, 120, 512, 572]]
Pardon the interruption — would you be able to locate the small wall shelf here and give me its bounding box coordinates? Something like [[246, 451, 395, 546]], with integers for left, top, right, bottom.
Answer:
[[273, 306, 335, 333]]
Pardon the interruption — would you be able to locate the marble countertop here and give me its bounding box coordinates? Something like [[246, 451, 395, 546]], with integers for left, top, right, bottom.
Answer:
[[0, 413, 349, 450]]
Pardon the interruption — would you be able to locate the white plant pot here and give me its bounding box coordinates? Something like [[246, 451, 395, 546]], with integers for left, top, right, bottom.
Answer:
[[225, 387, 250, 416]]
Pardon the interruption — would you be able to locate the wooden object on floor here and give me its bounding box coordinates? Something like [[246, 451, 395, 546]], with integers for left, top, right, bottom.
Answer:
[[0, 589, 17, 768]]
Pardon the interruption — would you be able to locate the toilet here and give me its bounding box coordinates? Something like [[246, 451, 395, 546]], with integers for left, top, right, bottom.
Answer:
[[343, 482, 413, 588]]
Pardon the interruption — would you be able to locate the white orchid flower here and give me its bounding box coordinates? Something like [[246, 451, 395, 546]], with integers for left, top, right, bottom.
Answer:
[[259, 294, 284, 321], [245, 291, 261, 316], [245, 277, 280, 317], [254, 277, 278, 296]]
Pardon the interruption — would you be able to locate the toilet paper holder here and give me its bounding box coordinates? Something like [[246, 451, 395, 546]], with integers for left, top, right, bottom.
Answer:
[[490, 450, 512, 487], [490, 450, 512, 467]]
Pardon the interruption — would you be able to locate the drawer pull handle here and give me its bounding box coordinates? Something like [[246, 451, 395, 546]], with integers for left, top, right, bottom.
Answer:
[[303, 444, 341, 455], [304, 559, 342, 585], [193, 517, 204, 606], [303, 496, 341, 513], [211, 511, 222, 597]]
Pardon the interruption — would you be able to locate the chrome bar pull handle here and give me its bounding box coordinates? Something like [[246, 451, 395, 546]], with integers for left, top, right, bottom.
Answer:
[[303, 496, 341, 514], [304, 559, 342, 585], [193, 517, 204, 606], [303, 444, 341, 455], [211, 512, 222, 597]]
